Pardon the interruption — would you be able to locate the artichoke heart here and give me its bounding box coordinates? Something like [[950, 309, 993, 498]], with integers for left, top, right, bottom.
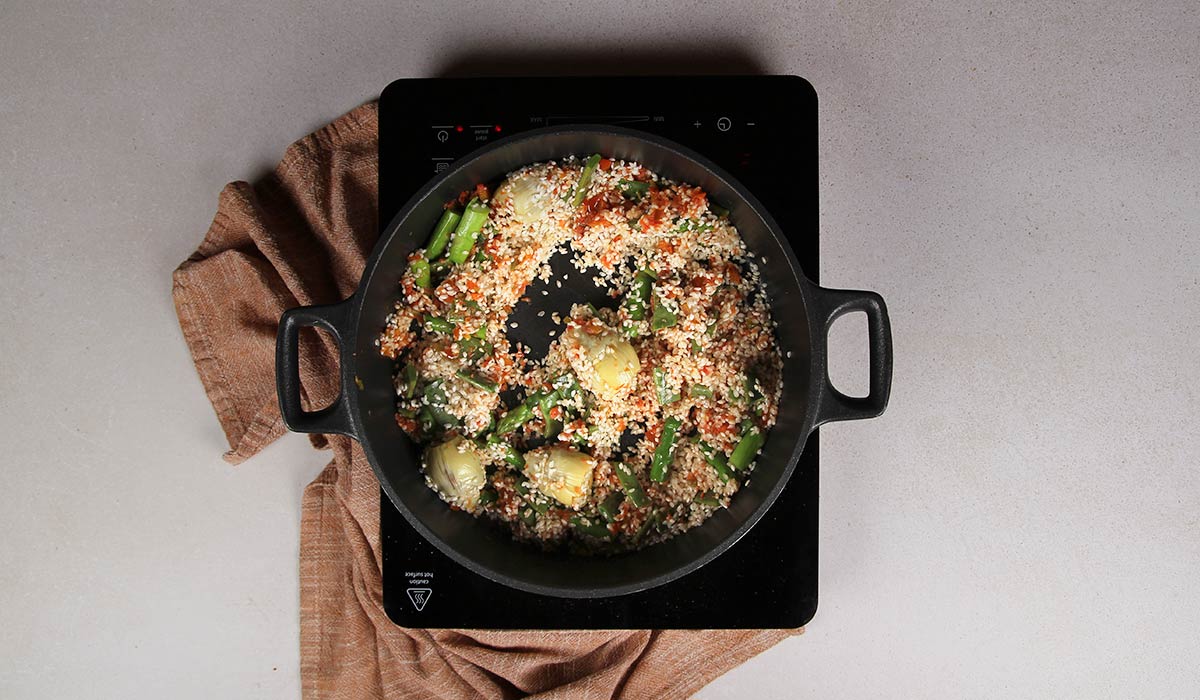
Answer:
[[497, 171, 549, 224], [564, 326, 640, 398], [425, 436, 486, 509], [524, 446, 596, 509]]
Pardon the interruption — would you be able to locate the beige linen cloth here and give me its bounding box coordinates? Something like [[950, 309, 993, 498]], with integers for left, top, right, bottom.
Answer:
[[173, 102, 800, 699]]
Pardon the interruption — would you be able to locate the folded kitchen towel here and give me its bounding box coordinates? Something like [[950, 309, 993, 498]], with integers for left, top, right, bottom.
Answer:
[[172, 101, 801, 699]]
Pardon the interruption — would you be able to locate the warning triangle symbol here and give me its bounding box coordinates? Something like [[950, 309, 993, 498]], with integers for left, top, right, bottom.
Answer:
[[407, 588, 432, 611]]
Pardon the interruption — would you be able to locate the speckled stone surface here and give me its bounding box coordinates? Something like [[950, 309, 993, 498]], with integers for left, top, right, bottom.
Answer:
[[2, 2, 1197, 697]]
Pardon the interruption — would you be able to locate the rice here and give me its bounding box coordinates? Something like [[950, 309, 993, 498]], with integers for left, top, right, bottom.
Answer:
[[378, 156, 782, 553]]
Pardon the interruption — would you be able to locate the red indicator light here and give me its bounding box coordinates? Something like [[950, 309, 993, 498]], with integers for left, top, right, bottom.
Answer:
[[455, 125, 464, 132], [494, 125, 502, 132]]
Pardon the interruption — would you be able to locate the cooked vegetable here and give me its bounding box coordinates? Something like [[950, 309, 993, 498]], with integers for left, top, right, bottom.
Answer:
[[624, 270, 655, 321], [571, 154, 601, 207], [399, 364, 418, 399], [634, 508, 662, 543], [618, 179, 650, 199], [425, 436, 486, 508], [500, 171, 549, 224], [424, 208, 462, 260], [422, 381, 459, 428], [447, 197, 490, 264], [538, 393, 561, 438], [524, 446, 596, 508], [456, 370, 497, 392], [650, 296, 677, 331], [411, 259, 431, 288], [729, 425, 766, 470], [652, 367, 680, 405], [478, 488, 498, 505], [598, 492, 624, 523], [696, 440, 733, 483], [564, 326, 640, 397], [650, 416, 682, 482], [494, 403, 534, 435], [489, 438, 524, 468], [424, 316, 454, 333], [688, 383, 713, 399], [694, 492, 721, 507], [570, 515, 611, 539], [613, 462, 649, 507]]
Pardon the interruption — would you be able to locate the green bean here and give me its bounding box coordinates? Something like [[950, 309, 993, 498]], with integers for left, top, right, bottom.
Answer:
[[650, 296, 677, 331], [504, 444, 525, 469], [696, 440, 733, 482], [653, 367, 680, 405], [538, 393, 561, 437], [571, 154, 602, 207], [423, 315, 454, 333], [599, 492, 624, 523], [518, 505, 537, 527], [424, 208, 462, 260], [400, 364, 418, 399], [618, 179, 650, 199], [552, 374, 581, 400], [688, 384, 713, 399], [694, 492, 721, 508], [570, 515, 611, 539], [613, 462, 649, 507], [729, 425, 766, 470], [634, 508, 662, 543], [624, 270, 655, 321], [709, 202, 730, 218], [513, 479, 530, 496], [478, 488, 498, 505], [417, 406, 435, 435], [410, 259, 431, 288], [447, 197, 490, 264], [430, 258, 452, 275], [528, 498, 550, 515], [494, 403, 534, 435], [650, 416, 682, 482], [422, 382, 459, 427], [456, 369, 498, 392]]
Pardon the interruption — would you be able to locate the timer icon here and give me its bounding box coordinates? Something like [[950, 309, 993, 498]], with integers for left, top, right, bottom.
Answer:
[[716, 116, 732, 132]]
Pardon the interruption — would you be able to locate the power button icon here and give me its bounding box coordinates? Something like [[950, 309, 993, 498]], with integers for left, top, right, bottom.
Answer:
[[436, 130, 449, 142], [716, 116, 732, 132]]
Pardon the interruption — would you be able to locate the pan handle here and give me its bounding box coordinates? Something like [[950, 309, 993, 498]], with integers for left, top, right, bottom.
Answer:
[[275, 298, 359, 438], [808, 283, 893, 427]]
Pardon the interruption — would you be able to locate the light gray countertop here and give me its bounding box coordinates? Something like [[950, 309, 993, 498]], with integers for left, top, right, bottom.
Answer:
[[2, 2, 1197, 697]]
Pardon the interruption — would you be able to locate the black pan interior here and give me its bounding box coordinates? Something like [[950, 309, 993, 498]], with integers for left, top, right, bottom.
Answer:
[[349, 127, 816, 597]]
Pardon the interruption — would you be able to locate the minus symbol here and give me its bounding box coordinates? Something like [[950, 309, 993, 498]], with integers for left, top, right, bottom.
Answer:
[[746, 122, 756, 126], [431, 125, 454, 129]]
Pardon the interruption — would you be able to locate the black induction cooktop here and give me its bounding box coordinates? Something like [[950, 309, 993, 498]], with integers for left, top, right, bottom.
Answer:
[[378, 75, 818, 629]]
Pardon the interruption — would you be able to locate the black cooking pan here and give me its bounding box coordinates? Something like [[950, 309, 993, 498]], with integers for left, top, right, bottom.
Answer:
[[276, 125, 892, 598]]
